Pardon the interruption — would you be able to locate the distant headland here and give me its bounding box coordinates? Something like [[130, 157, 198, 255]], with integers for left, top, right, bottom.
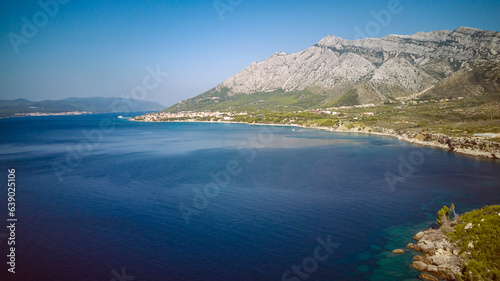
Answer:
[[0, 97, 164, 118]]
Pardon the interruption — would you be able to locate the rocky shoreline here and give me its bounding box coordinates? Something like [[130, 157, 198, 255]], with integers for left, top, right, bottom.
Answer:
[[391, 225, 464, 281], [130, 118, 500, 160], [331, 125, 500, 159], [407, 227, 463, 281], [395, 205, 500, 281], [265, 122, 500, 160]]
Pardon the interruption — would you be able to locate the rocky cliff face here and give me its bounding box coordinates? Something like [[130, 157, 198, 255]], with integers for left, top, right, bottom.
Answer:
[[210, 27, 499, 104]]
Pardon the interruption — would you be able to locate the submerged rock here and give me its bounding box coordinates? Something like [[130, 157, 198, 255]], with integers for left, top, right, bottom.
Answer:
[[392, 249, 405, 254]]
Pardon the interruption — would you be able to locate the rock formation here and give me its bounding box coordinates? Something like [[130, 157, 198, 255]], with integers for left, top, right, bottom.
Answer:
[[408, 226, 463, 280]]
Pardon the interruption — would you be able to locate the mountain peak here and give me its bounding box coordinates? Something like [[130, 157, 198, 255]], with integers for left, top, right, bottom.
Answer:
[[168, 27, 500, 112], [453, 26, 483, 33], [317, 35, 348, 47]]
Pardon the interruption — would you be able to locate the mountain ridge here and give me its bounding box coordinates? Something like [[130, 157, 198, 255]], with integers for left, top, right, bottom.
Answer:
[[167, 26, 500, 112]]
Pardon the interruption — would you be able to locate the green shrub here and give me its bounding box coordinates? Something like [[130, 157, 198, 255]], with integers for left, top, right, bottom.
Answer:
[[437, 205, 450, 226], [319, 119, 336, 127], [447, 205, 500, 281]]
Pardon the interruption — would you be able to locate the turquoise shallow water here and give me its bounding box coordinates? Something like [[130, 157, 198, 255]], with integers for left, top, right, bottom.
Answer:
[[0, 113, 499, 280]]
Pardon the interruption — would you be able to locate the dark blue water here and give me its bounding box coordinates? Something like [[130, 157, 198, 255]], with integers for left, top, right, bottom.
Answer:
[[0, 113, 499, 281]]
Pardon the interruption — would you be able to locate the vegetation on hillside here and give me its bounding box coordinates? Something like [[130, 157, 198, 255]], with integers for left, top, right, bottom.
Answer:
[[165, 89, 329, 112], [151, 92, 500, 143], [323, 89, 360, 107], [446, 205, 500, 281]]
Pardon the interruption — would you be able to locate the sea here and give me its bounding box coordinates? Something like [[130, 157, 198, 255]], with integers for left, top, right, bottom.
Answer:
[[0, 112, 499, 281]]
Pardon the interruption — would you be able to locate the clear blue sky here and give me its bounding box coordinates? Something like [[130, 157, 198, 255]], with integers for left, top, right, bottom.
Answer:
[[1, 0, 499, 107]]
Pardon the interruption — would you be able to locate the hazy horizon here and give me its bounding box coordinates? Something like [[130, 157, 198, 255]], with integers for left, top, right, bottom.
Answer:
[[1, 0, 500, 108]]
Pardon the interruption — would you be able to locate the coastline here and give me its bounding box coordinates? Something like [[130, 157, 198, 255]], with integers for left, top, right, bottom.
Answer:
[[403, 205, 500, 281], [405, 226, 463, 281], [130, 118, 500, 160]]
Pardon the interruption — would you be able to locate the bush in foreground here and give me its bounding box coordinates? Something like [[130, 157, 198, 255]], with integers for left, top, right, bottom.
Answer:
[[447, 205, 500, 281]]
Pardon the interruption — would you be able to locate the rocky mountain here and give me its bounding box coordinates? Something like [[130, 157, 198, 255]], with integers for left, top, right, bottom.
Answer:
[[422, 60, 500, 99], [168, 27, 500, 112]]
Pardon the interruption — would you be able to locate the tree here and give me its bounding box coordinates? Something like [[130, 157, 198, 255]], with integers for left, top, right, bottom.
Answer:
[[450, 203, 458, 218], [437, 205, 450, 226], [486, 101, 500, 120]]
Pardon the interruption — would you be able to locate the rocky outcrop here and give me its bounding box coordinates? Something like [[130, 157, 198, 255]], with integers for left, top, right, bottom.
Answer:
[[412, 261, 429, 271], [414, 231, 425, 241], [406, 227, 464, 280], [427, 265, 438, 273], [418, 240, 436, 253]]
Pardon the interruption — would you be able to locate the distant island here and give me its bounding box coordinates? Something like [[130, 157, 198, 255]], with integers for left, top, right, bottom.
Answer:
[[0, 97, 165, 118]]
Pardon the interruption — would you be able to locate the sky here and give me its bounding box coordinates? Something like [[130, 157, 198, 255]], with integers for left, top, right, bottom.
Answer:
[[1, 0, 500, 108]]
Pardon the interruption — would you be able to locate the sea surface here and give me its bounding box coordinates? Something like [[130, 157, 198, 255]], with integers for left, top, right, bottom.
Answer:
[[0, 113, 499, 281]]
